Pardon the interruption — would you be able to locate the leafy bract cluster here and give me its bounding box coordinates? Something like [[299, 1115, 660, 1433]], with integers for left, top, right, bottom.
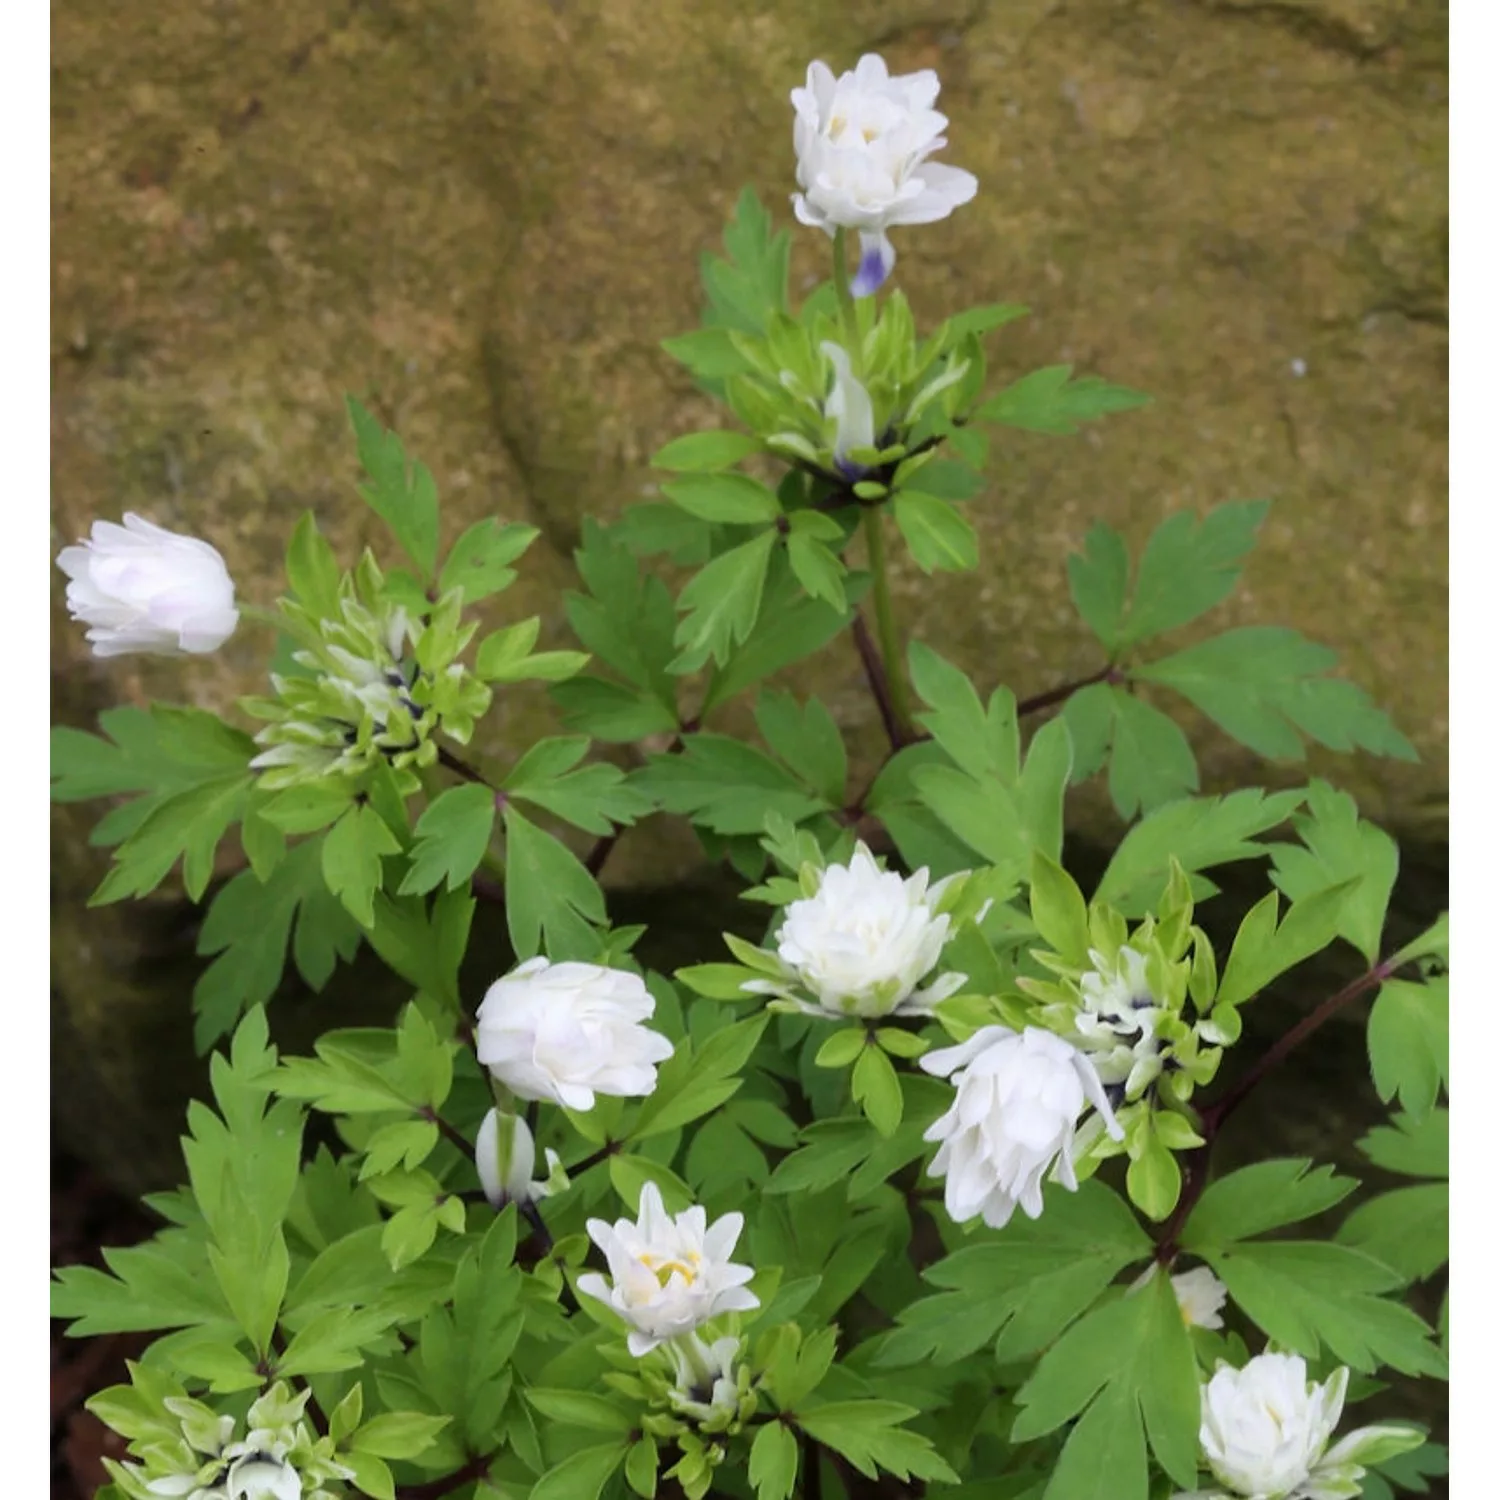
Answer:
[[52, 62, 1445, 1500]]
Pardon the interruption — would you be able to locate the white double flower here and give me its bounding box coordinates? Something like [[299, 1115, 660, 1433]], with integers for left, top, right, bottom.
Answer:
[[791, 53, 978, 296], [57, 513, 239, 658], [746, 843, 966, 1019], [920, 1025, 1123, 1229], [1176, 1352, 1420, 1500], [475, 958, 674, 1110]]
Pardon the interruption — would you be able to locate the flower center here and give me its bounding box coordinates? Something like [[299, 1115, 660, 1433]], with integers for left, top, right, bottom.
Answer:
[[641, 1250, 702, 1287]]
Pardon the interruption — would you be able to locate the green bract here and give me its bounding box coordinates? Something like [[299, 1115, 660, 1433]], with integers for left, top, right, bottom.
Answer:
[[51, 62, 1444, 1500]]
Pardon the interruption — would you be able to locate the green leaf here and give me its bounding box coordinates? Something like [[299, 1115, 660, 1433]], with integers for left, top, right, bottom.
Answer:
[[653, 429, 762, 471], [52, 1240, 235, 1337], [1119, 501, 1269, 647], [285, 511, 343, 618], [529, 1441, 631, 1500], [786, 531, 848, 610], [322, 801, 402, 926], [552, 675, 680, 742], [349, 1412, 451, 1461], [631, 734, 829, 837], [1182, 1159, 1358, 1248], [1368, 975, 1448, 1121], [524, 1390, 636, 1434], [976, 365, 1151, 435], [851, 1046, 903, 1137], [1125, 1123, 1182, 1221], [662, 473, 781, 525], [797, 1401, 958, 1484], [346, 397, 441, 579], [1388, 913, 1447, 971], [1011, 1272, 1200, 1499], [1067, 525, 1130, 652], [439, 518, 538, 604], [702, 565, 858, 713], [624, 1436, 660, 1500], [1202, 1240, 1445, 1377], [88, 771, 253, 906], [749, 1421, 799, 1500], [1093, 788, 1306, 916], [754, 690, 848, 805], [193, 838, 362, 1048], [399, 783, 497, 895], [672, 529, 778, 672], [1214, 881, 1357, 1008], [907, 640, 1014, 781], [1136, 626, 1418, 762], [1336, 1183, 1449, 1283], [501, 806, 606, 959], [1357, 1108, 1447, 1178], [1029, 852, 1091, 965], [52, 704, 253, 808], [631, 1014, 768, 1141], [503, 737, 651, 835], [1268, 780, 1399, 964], [1104, 690, 1199, 821], [815, 1029, 868, 1069], [879, 1182, 1152, 1369], [892, 491, 979, 572]]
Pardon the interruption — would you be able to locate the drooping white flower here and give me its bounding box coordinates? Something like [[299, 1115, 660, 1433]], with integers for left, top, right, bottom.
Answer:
[[577, 1183, 760, 1357], [1126, 1262, 1228, 1332], [475, 1108, 563, 1208], [1073, 943, 1165, 1095], [747, 842, 965, 1019], [1174, 1353, 1422, 1500], [1172, 1266, 1229, 1332], [224, 1451, 301, 1500], [920, 1025, 1124, 1229], [57, 513, 239, 658], [667, 1332, 745, 1426], [790, 53, 978, 296], [820, 342, 876, 470], [475, 958, 674, 1110]]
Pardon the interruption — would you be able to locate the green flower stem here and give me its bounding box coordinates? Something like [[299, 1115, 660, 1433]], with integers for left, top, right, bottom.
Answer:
[[830, 227, 863, 373], [237, 602, 283, 630], [861, 506, 912, 741]]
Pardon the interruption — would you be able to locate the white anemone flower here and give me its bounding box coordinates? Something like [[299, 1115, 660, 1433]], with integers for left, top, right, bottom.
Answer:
[[1174, 1353, 1422, 1500], [745, 843, 965, 1019], [920, 1025, 1124, 1229], [475, 958, 674, 1110], [790, 53, 978, 295], [577, 1183, 760, 1357], [57, 513, 239, 657]]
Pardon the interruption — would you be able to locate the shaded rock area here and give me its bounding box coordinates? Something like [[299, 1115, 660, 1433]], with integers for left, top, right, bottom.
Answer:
[[51, 1, 1446, 1188]]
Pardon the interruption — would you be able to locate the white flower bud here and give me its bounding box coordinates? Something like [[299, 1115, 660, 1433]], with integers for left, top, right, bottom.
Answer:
[[667, 1332, 744, 1425], [225, 1452, 301, 1500], [1074, 943, 1166, 1096], [56, 513, 238, 658], [475, 958, 674, 1110], [820, 342, 875, 469], [790, 53, 978, 296], [920, 1025, 1124, 1229], [577, 1183, 760, 1357], [753, 842, 965, 1019], [475, 1108, 560, 1208]]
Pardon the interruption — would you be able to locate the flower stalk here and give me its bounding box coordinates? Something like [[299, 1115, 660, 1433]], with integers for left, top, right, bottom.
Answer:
[[862, 506, 913, 742]]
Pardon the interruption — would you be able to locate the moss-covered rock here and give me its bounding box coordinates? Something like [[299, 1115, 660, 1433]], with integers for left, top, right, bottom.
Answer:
[[50, 0, 1446, 1188]]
